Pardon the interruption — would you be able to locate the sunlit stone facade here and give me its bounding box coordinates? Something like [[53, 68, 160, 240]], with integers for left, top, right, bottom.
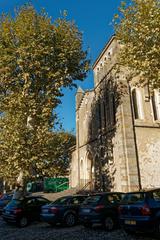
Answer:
[[70, 36, 160, 192]]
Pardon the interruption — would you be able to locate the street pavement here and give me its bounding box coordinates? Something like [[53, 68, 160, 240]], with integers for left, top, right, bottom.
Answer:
[[0, 216, 157, 240]]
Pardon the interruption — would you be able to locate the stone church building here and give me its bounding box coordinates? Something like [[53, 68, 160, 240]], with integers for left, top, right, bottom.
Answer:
[[70, 36, 160, 192]]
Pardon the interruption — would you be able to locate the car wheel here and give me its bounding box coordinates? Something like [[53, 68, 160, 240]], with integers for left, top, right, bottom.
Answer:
[[18, 216, 28, 227], [83, 222, 92, 228], [104, 216, 115, 231], [64, 213, 76, 227]]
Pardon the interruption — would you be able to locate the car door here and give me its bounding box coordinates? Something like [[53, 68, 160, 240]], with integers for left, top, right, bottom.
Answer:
[[103, 194, 121, 218], [34, 197, 49, 219], [68, 197, 83, 213], [25, 198, 38, 220]]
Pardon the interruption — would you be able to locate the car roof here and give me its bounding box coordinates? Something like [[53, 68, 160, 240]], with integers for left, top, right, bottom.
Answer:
[[56, 195, 89, 199], [2, 192, 13, 196], [19, 195, 49, 201], [73, 194, 89, 197], [86, 192, 124, 197], [124, 188, 160, 194]]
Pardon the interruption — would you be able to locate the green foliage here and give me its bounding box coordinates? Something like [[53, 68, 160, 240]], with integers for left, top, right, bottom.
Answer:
[[42, 131, 76, 177], [0, 5, 88, 180], [114, 0, 160, 88]]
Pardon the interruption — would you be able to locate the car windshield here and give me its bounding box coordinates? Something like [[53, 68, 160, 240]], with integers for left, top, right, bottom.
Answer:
[[7, 199, 22, 207], [122, 193, 145, 204], [51, 197, 70, 205], [82, 195, 102, 205]]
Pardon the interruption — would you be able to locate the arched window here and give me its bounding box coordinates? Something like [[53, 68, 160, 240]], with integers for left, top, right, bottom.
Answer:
[[110, 92, 116, 125], [98, 99, 102, 130], [132, 88, 144, 119], [80, 159, 84, 177], [103, 101, 106, 129], [106, 91, 110, 125], [132, 89, 139, 119], [152, 89, 160, 121]]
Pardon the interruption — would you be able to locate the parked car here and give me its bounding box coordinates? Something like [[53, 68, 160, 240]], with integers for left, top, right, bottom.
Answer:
[[79, 192, 124, 230], [41, 195, 88, 227], [119, 188, 160, 237], [0, 193, 13, 214], [2, 195, 50, 227], [0, 192, 3, 198]]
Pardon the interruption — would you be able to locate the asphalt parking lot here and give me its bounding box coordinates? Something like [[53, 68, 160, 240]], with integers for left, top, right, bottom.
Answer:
[[0, 216, 157, 240]]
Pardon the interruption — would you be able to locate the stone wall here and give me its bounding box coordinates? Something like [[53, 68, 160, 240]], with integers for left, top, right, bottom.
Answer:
[[136, 127, 160, 188], [70, 35, 160, 192], [70, 149, 78, 188]]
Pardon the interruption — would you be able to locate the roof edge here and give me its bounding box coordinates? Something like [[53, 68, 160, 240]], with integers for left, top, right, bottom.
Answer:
[[92, 35, 116, 70]]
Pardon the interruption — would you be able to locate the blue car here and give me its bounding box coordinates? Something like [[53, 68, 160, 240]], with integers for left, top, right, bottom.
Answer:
[[119, 188, 160, 237], [2, 195, 50, 227], [79, 192, 124, 231], [0, 193, 13, 214], [41, 195, 88, 227]]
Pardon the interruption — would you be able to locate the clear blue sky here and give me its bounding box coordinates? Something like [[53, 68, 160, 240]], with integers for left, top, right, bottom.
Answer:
[[0, 0, 122, 133]]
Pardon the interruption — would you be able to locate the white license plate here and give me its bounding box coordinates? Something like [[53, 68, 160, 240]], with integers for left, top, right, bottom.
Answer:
[[125, 220, 136, 225], [82, 209, 91, 213], [42, 209, 48, 213]]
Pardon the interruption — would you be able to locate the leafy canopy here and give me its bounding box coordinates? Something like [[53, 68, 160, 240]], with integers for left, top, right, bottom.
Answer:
[[114, 0, 160, 88], [0, 5, 88, 180], [42, 131, 76, 177]]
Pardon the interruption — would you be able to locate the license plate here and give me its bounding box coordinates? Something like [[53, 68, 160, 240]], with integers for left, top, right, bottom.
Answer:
[[125, 220, 136, 225], [42, 209, 48, 213], [82, 209, 91, 213]]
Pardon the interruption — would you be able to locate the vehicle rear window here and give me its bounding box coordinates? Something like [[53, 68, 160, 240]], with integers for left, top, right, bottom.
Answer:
[[7, 199, 21, 207], [152, 190, 160, 201], [122, 193, 145, 203], [0, 194, 11, 200], [52, 197, 70, 205], [106, 194, 123, 203], [82, 195, 102, 205]]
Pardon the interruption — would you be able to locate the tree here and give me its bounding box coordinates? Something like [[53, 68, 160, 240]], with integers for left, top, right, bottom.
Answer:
[[0, 5, 89, 183], [42, 131, 76, 177], [114, 0, 160, 88]]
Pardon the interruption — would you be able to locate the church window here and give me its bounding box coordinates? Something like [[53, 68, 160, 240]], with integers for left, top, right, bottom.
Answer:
[[105, 90, 116, 127], [103, 101, 106, 129], [132, 88, 144, 119], [80, 159, 84, 179], [98, 99, 102, 130], [152, 89, 160, 121], [110, 93, 116, 125], [108, 48, 112, 59], [106, 91, 110, 126]]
